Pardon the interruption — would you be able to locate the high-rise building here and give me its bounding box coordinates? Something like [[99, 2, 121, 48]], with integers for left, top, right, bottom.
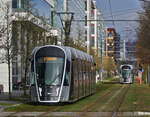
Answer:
[[52, 0, 86, 44], [114, 33, 120, 61], [86, 0, 105, 56], [106, 28, 121, 61], [97, 12, 105, 59], [106, 28, 116, 57]]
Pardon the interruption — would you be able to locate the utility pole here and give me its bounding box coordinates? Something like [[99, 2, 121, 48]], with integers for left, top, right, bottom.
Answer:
[[123, 39, 126, 60], [87, 0, 91, 54], [94, 8, 98, 55], [61, 28, 63, 46], [64, 0, 70, 46], [106, 28, 108, 57], [57, 0, 74, 46], [64, 0, 68, 14]]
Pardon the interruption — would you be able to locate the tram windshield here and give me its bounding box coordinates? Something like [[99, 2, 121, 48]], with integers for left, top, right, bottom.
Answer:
[[36, 57, 64, 86], [122, 69, 131, 78]]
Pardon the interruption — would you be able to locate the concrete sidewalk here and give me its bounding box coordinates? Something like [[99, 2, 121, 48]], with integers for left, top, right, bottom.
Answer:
[[0, 101, 22, 114], [0, 112, 150, 117]]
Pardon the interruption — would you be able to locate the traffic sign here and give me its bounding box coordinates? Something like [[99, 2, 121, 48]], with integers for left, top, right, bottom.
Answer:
[[100, 69, 103, 73]]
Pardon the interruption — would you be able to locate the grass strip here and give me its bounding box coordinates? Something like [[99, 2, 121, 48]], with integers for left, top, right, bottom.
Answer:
[[119, 82, 150, 112], [5, 82, 115, 112]]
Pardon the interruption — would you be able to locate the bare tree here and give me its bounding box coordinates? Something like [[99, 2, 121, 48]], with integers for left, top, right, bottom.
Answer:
[[137, 0, 150, 64], [16, 0, 50, 96], [0, 1, 18, 99]]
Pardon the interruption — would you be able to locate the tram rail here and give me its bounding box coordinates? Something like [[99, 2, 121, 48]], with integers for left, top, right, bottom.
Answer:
[[77, 83, 130, 117], [111, 84, 130, 117]]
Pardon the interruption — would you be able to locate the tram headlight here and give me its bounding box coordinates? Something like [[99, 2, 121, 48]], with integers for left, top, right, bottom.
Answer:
[[56, 88, 60, 96]]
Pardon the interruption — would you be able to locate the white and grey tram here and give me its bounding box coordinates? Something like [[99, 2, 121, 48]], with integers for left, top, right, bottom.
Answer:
[[120, 64, 134, 84], [30, 45, 96, 103]]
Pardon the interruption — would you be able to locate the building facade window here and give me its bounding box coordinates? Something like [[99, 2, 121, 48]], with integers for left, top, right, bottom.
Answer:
[[12, 0, 26, 9], [31, 0, 51, 24], [90, 38, 94, 46], [12, 0, 18, 8], [12, 0, 51, 24], [91, 26, 94, 34], [20, 0, 25, 9]]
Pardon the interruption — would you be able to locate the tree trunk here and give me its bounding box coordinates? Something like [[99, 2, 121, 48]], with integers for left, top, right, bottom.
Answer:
[[8, 56, 11, 99], [65, 32, 69, 46], [64, 20, 70, 46], [24, 60, 27, 96], [23, 27, 30, 96]]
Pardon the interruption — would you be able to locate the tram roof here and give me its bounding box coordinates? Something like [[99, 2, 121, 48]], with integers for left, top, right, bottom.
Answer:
[[31, 45, 94, 62], [120, 64, 133, 69], [62, 46, 93, 62]]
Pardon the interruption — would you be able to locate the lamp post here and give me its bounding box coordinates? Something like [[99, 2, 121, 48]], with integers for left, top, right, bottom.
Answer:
[[87, 0, 91, 54]]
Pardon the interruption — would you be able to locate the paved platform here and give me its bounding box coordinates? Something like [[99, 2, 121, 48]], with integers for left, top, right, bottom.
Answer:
[[0, 112, 150, 117]]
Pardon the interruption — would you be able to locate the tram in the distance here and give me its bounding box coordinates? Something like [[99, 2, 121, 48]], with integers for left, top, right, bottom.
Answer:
[[120, 64, 134, 84], [29, 45, 96, 103]]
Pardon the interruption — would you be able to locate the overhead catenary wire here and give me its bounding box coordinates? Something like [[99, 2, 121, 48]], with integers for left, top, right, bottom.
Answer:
[[69, 0, 86, 19], [103, 10, 142, 18], [72, 19, 142, 22], [76, 0, 86, 13], [108, 0, 115, 26], [75, 0, 86, 13], [102, 51, 136, 53], [69, 4, 84, 19], [102, 7, 143, 17]]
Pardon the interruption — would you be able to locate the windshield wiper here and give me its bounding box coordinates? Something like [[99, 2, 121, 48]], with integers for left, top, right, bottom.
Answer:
[[47, 73, 61, 85]]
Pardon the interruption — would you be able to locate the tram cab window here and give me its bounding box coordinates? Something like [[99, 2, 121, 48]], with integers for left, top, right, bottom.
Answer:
[[36, 57, 64, 86], [64, 60, 70, 86], [30, 61, 35, 85], [30, 72, 35, 85], [31, 61, 34, 72]]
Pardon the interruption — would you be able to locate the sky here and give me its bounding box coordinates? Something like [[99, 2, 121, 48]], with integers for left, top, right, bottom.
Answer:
[[96, 0, 143, 41]]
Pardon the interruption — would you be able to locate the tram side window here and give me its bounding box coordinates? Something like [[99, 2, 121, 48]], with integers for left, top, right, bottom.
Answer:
[[64, 60, 70, 86], [64, 72, 69, 86]]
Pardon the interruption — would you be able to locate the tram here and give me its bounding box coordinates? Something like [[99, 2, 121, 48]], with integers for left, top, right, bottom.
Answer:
[[29, 45, 96, 103], [120, 64, 134, 84]]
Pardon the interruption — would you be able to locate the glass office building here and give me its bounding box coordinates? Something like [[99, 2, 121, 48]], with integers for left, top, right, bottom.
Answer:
[[12, 0, 52, 24], [11, 0, 54, 91], [52, 0, 64, 28], [52, 0, 86, 40]]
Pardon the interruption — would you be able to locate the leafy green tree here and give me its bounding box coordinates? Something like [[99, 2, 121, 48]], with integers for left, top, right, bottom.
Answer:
[[73, 25, 86, 52], [103, 56, 116, 78]]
